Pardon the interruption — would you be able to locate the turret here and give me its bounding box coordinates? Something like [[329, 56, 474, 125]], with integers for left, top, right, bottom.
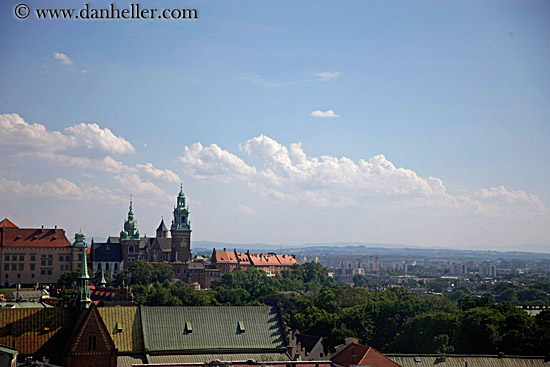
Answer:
[[74, 231, 91, 310]]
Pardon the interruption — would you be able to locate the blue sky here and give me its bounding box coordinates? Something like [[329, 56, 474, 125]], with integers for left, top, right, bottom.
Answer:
[[1, 0, 549, 250]]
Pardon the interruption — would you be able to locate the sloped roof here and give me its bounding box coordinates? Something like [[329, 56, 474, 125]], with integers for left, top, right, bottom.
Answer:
[[147, 352, 291, 364], [0, 308, 76, 355], [153, 238, 172, 252], [0, 226, 72, 248], [0, 218, 18, 228], [386, 354, 549, 367], [98, 306, 143, 353], [214, 250, 239, 264], [94, 242, 123, 262], [140, 306, 286, 352], [332, 343, 400, 367], [118, 355, 147, 367], [296, 333, 322, 354], [156, 219, 168, 232]]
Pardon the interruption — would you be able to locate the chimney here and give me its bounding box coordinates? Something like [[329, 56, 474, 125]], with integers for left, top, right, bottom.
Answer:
[[41, 225, 44, 232]]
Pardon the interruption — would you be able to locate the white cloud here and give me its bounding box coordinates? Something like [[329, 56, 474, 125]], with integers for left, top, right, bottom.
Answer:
[[0, 114, 135, 155], [237, 71, 342, 88], [311, 110, 340, 118], [178, 142, 256, 181], [54, 52, 73, 65], [314, 72, 341, 80], [237, 204, 256, 215], [180, 135, 546, 217], [136, 163, 181, 183], [113, 174, 170, 199], [64, 123, 135, 154], [0, 176, 121, 203]]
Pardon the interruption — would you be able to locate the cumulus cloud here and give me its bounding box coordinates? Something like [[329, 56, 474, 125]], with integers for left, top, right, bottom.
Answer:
[[0, 176, 121, 202], [178, 142, 256, 181], [311, 110, 340, 118], [64, 123, 135, 154], [179, 135, 546, 217], [237, 204, 256, 215], [54, 52, 73, 65], [113, 174, 170, 199], [136, 163, 181, 183], [0, 113, 134, 155]]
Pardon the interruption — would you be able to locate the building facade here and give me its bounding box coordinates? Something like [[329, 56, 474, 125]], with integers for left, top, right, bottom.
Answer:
[[0, 218, 88, 287]]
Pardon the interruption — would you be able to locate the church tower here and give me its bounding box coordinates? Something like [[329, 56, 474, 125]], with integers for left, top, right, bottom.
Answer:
[[170, 184, 191, 262], [74, 231, 91, 310], [120, 198, 141, 266]]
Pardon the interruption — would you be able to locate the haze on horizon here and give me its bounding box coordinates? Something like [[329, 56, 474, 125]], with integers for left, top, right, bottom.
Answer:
[[0, 1, 549, 251]]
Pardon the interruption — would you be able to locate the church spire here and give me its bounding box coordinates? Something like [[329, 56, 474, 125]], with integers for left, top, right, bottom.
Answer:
[[121, 197, 140, 240], [74, 231, 91, 310], [171, 183, 190, 231]]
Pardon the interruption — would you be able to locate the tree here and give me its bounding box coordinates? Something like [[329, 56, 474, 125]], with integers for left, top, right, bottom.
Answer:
[[152, 263, 175, 283], [455, 307, 504, 353], [128, 260, 153, 285]]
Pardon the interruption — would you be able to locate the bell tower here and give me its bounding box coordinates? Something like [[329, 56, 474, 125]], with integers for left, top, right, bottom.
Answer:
[[120, 198, 141, 267], [170, 184, 191, 262]]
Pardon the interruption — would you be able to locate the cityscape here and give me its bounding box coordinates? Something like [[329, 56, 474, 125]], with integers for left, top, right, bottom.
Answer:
[[1, 0, 549, 366]]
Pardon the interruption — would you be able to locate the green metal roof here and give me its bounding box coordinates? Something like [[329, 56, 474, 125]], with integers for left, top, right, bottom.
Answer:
[[386, 354, 549, 367], [140, 306, 286, 352], [148, 352, 291, 364]]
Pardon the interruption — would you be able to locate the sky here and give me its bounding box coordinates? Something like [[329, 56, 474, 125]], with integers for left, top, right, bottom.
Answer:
[[0, 0, 549, 251]]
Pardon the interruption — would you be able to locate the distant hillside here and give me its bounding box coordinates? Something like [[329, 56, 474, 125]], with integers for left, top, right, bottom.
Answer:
[[192, 240, 550, 260]]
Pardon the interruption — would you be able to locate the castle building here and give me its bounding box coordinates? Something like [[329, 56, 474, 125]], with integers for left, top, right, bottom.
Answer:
[[0, 218, 89, 287], [91, 186, 193, 275]]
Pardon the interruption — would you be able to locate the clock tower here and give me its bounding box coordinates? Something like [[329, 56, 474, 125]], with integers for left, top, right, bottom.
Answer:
[[170, 184, 191, 262]]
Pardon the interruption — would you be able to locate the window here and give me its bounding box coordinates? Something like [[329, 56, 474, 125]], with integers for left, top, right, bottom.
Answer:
[[105, 263, 109, 270], [17, 274, 20, 279], [4, 255, 8, 261], [48, 259, 52, 266], [19, 264, 24, 271], [128, 245, 135, 254], [30, 254, 36, 261], [87, 334, 97, 351], [47, 269, 52, 275], [30, 264, 35, 271], [11, 255, 17, 261], [4, 264, 8, 271], [19, 255, 24, 261], [114, 263, 118, 270], [11, 264, 16, 271], [60, 266, 64, 271], [78, 255, 82, 261], [59, 255, 64, 262], [32, 274, 35, 278], [41, 269, 45, 275]]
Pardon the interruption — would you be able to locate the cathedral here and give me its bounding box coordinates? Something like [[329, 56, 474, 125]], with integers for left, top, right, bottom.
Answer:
[[90, 185, 193, 279]]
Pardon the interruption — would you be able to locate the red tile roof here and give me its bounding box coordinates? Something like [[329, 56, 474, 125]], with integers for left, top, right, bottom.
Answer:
[[214, 250, 239, 264], [212, 250, 299, 267], [0, 218, 18, 228], [0, 226, 72, 248], [332, 343, 401, 367]]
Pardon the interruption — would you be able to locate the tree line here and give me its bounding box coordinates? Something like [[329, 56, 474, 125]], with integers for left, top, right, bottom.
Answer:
[[58, 260, 550, 355]]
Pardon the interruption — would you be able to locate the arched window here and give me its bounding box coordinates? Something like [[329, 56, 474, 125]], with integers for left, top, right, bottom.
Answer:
[[105, 263, 109, 270], [87, 334, 97, 351], [128, 245, 135, 254]]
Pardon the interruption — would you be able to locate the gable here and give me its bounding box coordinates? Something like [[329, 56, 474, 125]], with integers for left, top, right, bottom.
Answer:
[[140, 306, 286, 352], [67, 306, 115, 355]]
